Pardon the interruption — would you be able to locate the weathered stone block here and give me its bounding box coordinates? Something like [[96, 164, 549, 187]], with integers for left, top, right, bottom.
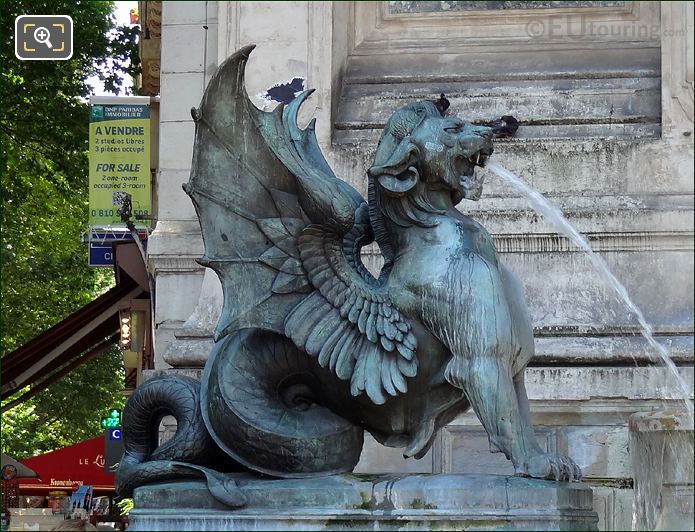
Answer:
[[130, 474, 599, 531]]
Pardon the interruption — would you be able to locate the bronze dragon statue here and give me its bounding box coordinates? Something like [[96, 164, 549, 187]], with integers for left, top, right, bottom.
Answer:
[[116, 45, 581, 507]]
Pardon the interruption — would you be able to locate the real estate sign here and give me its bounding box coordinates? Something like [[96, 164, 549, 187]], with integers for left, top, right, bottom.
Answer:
[[89, 102, 150, 227]]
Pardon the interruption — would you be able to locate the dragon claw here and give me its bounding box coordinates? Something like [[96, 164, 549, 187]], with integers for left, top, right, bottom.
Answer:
[[522, 453, 582, 482]]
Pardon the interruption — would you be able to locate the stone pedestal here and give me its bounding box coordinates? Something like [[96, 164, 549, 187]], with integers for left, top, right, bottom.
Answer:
[[130, 474, 598, 531], [629, 409, 694, 531]]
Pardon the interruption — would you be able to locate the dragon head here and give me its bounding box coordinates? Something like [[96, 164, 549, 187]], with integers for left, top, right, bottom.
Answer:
[[368, 100, 493, 209]]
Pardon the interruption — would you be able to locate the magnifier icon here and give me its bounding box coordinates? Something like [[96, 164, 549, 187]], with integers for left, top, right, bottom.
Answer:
[[33, 26, 53, 48]]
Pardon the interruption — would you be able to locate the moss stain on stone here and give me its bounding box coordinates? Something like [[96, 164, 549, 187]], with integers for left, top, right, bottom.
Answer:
[[409, 498, 437, 510], [351, 490, 376, 510]]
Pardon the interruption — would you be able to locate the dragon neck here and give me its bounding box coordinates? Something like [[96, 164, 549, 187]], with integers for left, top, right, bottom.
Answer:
[[370, 178, 450, 254], [368, 178, 395, 265]]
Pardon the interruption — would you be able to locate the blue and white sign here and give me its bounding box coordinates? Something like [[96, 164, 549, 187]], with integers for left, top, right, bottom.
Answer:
[[89, 242, 117, 267], [107, 428, 122, 441], [88, 230, 147, 267]]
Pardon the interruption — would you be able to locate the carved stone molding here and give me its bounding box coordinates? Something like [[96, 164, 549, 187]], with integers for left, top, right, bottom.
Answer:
[[138, 1, 162, 96], [338, 2, 662, 142], [492, 231, 694, 253], [143, 1, 162, 39], [358, 231, 694, 255], [352, 0, 656, 51]]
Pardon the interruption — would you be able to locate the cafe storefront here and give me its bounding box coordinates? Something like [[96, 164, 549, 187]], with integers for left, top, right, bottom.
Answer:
[[4, 437, 117, 530]]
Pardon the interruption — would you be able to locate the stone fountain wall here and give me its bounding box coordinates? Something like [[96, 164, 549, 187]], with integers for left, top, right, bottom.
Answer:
[[146, 2, 693, 529]]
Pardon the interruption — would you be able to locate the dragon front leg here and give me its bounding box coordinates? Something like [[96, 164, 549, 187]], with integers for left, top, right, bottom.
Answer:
[[445, 355, 581, 481]]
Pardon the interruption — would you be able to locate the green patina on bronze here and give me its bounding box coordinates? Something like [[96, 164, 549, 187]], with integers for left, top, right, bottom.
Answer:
[[116, 45, 581, 508]]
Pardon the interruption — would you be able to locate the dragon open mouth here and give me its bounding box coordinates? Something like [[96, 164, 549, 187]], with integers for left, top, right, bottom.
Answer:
[[454, 149, 491, 188]]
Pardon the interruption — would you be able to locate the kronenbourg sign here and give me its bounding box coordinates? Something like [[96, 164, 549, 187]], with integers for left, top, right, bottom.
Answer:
[[89, 98, 151, 227]]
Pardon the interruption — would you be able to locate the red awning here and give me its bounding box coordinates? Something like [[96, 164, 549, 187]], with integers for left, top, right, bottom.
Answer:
[[19, 437, 115, 493]]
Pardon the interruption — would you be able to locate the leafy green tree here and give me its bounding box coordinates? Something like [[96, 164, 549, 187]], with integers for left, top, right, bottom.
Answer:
[[1, 1, 139, 459], [1, 347, 126, 459]]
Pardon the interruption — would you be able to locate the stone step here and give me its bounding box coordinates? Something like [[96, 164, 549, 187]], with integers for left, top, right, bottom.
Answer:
[[338, 80, 660, 134]]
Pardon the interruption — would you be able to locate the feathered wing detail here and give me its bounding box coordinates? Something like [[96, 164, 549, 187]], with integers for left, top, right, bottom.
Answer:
[[186, 45, 418, 404], [284, 224, 418, 405], [248, 69, 420, 405]]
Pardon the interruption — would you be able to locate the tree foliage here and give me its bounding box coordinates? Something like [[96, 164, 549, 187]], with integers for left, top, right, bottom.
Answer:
[[1, 1, 139, 459], [1, 347, 127, 459]]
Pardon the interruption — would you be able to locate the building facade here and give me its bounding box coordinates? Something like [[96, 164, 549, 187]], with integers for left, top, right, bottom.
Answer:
[[140, 2, 693, 529]]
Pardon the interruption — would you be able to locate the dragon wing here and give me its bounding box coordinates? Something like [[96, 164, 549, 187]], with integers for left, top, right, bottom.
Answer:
[[186, 45, 418, 405], [186, 45, 315, 340]]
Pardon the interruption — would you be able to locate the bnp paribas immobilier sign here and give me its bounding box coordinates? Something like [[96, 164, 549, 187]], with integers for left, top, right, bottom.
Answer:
[[88, 96, 152, 228]]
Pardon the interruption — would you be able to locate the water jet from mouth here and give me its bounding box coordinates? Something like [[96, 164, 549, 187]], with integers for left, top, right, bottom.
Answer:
[[487, 159, 692, 420], [487, 159, 693, 532]]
